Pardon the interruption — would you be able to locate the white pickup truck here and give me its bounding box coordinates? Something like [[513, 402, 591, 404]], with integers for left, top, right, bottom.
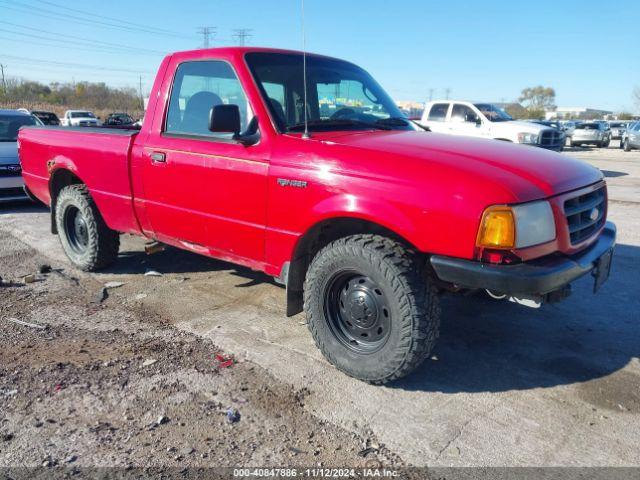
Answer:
[[61, 110, 100, 127], [420, 101, 564, 151]]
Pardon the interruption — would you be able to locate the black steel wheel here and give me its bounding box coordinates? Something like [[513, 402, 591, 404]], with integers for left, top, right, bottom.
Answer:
[[325, 272, 392, 354], [63, 205, 90, 255]]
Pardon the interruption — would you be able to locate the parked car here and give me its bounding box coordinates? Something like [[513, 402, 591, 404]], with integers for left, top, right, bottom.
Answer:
[[103, 112, 135, 127], [19, 47, 616, 384], [621, 121, 640, 151], [571, 122, 611, 148], [530, 120, 567, 148], [31, 110, 61, 126], [421, 101, 564, 151], [61, 110, 100, 127], [608, 121, 628, 140], [0, 110, 40, 202]]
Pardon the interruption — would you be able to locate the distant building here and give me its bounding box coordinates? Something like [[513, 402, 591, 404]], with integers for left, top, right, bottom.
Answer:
[[548, 107, 613, 120]]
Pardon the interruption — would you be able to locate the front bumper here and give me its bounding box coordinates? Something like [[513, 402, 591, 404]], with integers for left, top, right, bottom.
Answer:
[[0, 175, 27, 202], [430, 222, 616, 296]]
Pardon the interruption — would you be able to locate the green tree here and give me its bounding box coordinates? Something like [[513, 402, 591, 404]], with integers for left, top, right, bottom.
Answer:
[[518, 86, 556, 114], [618, 112, 634, 121]]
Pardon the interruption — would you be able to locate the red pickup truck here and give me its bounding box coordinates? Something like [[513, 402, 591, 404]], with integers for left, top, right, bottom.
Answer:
[[19, 47, 616, 384]]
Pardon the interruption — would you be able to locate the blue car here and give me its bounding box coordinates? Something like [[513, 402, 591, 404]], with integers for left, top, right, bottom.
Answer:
[[0, 110, 41, 202]]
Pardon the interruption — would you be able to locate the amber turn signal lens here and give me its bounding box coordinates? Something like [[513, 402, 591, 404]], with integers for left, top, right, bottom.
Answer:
[[477, 207, 515, 249]]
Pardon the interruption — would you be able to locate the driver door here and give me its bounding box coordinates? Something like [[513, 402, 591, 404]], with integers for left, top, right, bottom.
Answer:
[[140, 59, 270, 262], [449, 104, 483, 138]]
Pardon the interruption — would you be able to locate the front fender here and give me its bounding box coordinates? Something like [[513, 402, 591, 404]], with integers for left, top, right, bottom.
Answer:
[[308, 193, 421, 246]]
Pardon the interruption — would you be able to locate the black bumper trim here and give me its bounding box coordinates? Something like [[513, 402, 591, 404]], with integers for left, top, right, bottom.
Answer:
[[430, 222, 616, 296]]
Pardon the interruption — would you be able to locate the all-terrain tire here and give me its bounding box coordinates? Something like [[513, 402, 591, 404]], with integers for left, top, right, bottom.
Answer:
[[303, 234, 440, 384], [55, 184, 120, 271]]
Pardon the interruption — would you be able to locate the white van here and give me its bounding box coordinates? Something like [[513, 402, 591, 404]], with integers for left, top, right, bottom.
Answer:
[[420, 101, 564, 151]]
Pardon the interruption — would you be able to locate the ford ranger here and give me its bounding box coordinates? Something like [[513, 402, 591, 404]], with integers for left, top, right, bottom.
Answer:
[[19, 47, 616, 384]]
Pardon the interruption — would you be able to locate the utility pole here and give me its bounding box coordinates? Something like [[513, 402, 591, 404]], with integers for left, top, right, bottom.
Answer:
[[233, 28, 253, 46], [428, 88, 434, 101], [197, 27, 216, 48], [0, 64, 6, 97], [444, 87, 451, 100], [138, 75, 144, 111]]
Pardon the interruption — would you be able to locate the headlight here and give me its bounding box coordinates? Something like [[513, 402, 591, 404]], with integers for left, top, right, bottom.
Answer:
[[477, 201, 555, 249], [517, 132, 539, 144]]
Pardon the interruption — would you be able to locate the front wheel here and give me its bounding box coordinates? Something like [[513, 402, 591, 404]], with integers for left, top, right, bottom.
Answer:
[[624, 139, 631, 152], [304, 234, 440, 384], [55, 184, 120, 271]]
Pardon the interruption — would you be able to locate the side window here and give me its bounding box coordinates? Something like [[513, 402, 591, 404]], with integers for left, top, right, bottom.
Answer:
[[165, 61, 253, 137], [451, 104, 478, 123], [427, 103, 449, 122]]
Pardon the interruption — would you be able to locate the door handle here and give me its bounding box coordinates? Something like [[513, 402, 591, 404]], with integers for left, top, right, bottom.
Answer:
[[150, 152, 166, 163]]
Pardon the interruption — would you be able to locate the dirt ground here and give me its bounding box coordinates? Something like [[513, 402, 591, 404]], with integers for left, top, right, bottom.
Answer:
[[0, 230, 400, 471]]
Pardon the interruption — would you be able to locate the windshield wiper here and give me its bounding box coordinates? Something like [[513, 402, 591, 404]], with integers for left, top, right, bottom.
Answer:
[[287, 119, 391, 132]]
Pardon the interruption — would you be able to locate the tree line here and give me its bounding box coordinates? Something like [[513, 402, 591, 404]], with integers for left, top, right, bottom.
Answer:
[[0, 77, 142, 114]]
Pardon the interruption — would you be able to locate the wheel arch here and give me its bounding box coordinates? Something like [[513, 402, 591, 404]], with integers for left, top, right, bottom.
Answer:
[[283, 215, 422, 317]]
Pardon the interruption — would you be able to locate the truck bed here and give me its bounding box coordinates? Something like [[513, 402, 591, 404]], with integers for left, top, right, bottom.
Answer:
[[19, 126, 142, 235]]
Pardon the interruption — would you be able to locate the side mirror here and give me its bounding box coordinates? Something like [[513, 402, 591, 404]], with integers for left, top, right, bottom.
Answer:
[[209, 104, 241, 134]]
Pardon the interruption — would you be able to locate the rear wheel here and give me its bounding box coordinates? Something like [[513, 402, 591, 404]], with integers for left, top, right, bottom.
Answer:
[[624, 139, 631, 152], [304, 234, 440, 384], [55, 184, 120, 271]]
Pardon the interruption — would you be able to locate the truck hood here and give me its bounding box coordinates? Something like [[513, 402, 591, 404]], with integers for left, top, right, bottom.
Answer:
[[494, 120, 549, 134], [313, 130, 602, 201], [0, 141, 18, 163]]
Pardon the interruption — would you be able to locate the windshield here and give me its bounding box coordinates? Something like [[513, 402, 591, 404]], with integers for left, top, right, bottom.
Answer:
[[576, 124, 600, 130], [609, 122, 625, 128], [473, 103, 513, 122], [246, 52, 416, 132], [0, 114, 37, 141], [70, 112, 95, 118]]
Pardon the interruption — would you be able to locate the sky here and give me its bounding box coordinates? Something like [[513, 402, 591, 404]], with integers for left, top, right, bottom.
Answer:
[[1, 0, 638, 112]]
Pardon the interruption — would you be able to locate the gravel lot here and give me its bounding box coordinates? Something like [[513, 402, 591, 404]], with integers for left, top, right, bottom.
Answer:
[[1, 141, 639, 470]]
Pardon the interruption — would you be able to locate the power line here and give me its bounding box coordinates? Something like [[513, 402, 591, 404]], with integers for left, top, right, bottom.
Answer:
[[0, 21, 166, 55], [0, 54, 151, 75], [232, 29, 253, 46], [0, 30, 165, 57], [197, 26, 216, 48], [32, 0, 188, 38], [0, 1, 192, 40]]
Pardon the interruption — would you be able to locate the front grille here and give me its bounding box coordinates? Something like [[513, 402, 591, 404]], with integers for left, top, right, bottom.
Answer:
[[539, 129, 562, 148], [564, 187, 606, 245], [0, 187, 26, 199], [0, 165, 21, 177]]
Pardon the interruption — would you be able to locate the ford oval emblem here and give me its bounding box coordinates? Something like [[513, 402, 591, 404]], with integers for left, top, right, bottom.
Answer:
[[589, 208, 599, 221]]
